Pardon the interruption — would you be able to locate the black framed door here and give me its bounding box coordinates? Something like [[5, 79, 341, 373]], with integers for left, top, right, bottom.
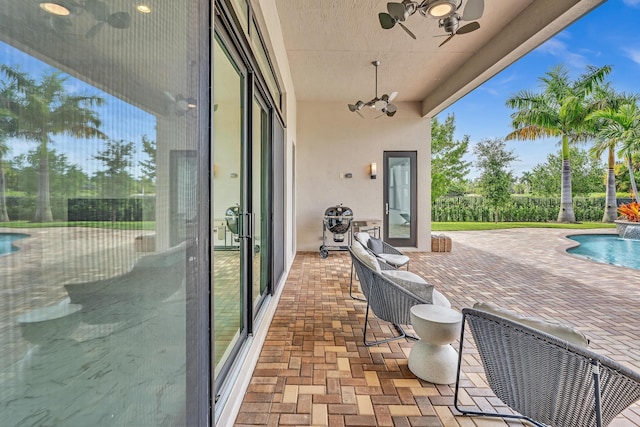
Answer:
[[383, 151, 417, 247]]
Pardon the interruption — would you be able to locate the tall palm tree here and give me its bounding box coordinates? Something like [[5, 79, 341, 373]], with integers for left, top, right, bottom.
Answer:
[[0, 137, 9, 222], [586, 86, 634, 221], [505, 64, 612, 223], [1, 65, 107, 222], [0, 75, 20, 222], [588, 102, 640, 204]]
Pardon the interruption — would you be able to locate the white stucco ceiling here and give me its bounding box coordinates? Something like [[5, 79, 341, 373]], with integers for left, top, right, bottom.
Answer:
[[273, 0, 607, 116]]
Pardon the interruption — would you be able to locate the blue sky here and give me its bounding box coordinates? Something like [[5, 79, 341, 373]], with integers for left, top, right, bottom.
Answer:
[[0, 42, 155, 177], [2, 1, 639, 180], [438, 0, 640, 179]]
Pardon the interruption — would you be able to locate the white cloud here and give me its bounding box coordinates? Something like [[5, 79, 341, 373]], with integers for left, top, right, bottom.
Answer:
[[624, 48, 640, 65], [535, 38, 588, 69], [623, 0, 640, 7]]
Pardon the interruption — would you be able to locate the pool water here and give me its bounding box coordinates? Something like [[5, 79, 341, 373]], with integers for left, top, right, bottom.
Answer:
[[0, 233, 29, 256], [567, 234, 640, 270]]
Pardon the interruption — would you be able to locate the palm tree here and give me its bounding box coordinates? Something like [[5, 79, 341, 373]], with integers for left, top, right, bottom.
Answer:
[[1, 65, 107, 222], [0, 75, 20, 222], [0, 137, 9, 222], [588, 102, 640, 204], [586, 86, 634, 221], [505, 64, 612, 223]]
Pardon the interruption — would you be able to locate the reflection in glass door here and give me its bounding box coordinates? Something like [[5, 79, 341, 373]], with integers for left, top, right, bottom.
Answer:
[[213, 36, 245, 381], [384, 151, 417, 247]]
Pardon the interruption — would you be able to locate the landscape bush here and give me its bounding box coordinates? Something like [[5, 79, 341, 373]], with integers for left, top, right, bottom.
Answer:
[[432, 196, 630, 222]]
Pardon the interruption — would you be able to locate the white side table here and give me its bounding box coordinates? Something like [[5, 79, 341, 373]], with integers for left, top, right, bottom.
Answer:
[[408, 304, 463, 384]]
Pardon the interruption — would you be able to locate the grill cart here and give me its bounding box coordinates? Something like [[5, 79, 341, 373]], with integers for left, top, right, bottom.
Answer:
[[320, 204, 353, 258]]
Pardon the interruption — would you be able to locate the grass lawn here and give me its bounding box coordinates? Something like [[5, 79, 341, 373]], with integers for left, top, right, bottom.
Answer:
[[432, 222, 617, 231], [0, 221, 156, 230]]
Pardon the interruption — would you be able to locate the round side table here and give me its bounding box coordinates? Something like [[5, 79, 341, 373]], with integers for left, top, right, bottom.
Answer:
[[408, 304, 462, 384]]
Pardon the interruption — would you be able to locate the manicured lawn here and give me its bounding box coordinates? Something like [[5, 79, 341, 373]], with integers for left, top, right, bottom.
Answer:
[[432, 222, 617, 231], [0, 221, 156, 230]]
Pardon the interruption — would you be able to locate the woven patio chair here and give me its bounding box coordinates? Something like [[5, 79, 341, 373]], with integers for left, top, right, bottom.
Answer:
[[454, 307, 640, 427], [348, 243, 449, 346], [350, 232, 410, 301]]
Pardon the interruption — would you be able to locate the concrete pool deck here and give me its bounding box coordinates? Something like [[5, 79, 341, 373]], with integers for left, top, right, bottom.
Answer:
[[235, 227, 640, 426]]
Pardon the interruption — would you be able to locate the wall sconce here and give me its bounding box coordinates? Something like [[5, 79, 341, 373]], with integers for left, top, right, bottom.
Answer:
[[370, 162, 377, 179]]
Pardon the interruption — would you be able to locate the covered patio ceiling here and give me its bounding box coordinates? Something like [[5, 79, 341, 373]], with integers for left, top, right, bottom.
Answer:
[[273, 0, 606, 116], [0, 0, 190, 117]]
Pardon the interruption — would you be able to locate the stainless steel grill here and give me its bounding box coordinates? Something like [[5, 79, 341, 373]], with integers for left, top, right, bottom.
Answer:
[[320, 204, 353, 258]]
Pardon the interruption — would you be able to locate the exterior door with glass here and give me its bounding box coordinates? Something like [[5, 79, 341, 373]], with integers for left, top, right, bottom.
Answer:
[[383, 151, 417, 247]]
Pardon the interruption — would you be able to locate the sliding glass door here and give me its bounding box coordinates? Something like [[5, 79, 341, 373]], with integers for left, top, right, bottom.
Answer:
[[212, 30, 272, 399], [213, 35, 245, 385]]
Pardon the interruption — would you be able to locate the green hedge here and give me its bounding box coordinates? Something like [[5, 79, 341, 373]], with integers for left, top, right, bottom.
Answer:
[[68, 198, 156, 221], [5, 196, 66, 220], [3, 196, 155, 222], [432, 196, 630, 222]]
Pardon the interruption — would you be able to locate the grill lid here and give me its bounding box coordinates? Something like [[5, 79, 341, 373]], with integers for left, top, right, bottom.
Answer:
[[324, 204, 353, 235]]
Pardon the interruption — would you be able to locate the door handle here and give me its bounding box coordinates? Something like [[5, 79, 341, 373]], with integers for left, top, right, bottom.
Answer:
[[238, 212, 251, 239], [385, 203, 389, 215]]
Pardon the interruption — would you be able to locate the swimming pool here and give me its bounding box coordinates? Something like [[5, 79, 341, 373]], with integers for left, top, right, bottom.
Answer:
[[0, 233, 29, 256], [567, 234, 640, 270]]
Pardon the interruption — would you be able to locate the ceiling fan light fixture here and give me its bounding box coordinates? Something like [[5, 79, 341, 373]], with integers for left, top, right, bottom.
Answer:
[[39, 1, 72, 16], [426, 0, 457, 18], [347, 60, 398, 118]]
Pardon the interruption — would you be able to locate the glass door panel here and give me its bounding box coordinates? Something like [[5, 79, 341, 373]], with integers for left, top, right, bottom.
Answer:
[[213, 37, 244, 378], [251, 96, 269, 311], [384, 151, 417, 247]]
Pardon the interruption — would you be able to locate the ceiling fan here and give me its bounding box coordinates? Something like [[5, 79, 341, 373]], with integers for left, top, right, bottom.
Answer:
[[348, 60, 398, 118], [378, 0, 484, 44], [37, 0, 131, 39], [84, 0, 131, 39], [164, 91, 197, 116]]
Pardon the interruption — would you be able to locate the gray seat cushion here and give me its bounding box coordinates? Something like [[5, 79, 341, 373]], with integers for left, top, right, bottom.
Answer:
[[378, 253, 410, 267], [351, 240, 381, 274], [382, 270, 433, 304]]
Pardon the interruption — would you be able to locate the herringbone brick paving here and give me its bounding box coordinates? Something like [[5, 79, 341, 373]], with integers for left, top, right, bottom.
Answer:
[[235, 229, 640, 426]]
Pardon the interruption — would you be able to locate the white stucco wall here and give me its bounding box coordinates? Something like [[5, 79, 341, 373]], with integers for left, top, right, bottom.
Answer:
[[296, 101, 432, 252], [252, 0, 298, 267]]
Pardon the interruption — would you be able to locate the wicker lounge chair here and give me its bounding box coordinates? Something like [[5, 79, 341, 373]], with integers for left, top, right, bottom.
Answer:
[[454, 307, 640, 427], [349, 242, 449, 346]]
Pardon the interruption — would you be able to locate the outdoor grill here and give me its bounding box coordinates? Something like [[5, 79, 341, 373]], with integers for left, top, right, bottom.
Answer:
[[320, 204, 353, 258], [225, 204, 240, 240]]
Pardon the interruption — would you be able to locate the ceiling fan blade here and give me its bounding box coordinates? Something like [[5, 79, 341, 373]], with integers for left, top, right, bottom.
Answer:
[[378, 13, 396, 29], [107, 11, 131, 29], [462, 0, 484, 21], [402, 0, 418, 15], [397, 22, 416, 39], [456, 21, 480, 35], [85, 0, 110, 21], [86, 21, 105, 38], [439, 34, 454, 47], [387, 2, 408, 21], [388, 91, 398, 102], [356, 110, 365, 118]]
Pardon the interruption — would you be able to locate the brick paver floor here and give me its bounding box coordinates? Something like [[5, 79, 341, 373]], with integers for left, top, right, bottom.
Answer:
[[235, 228, 640, 426]]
